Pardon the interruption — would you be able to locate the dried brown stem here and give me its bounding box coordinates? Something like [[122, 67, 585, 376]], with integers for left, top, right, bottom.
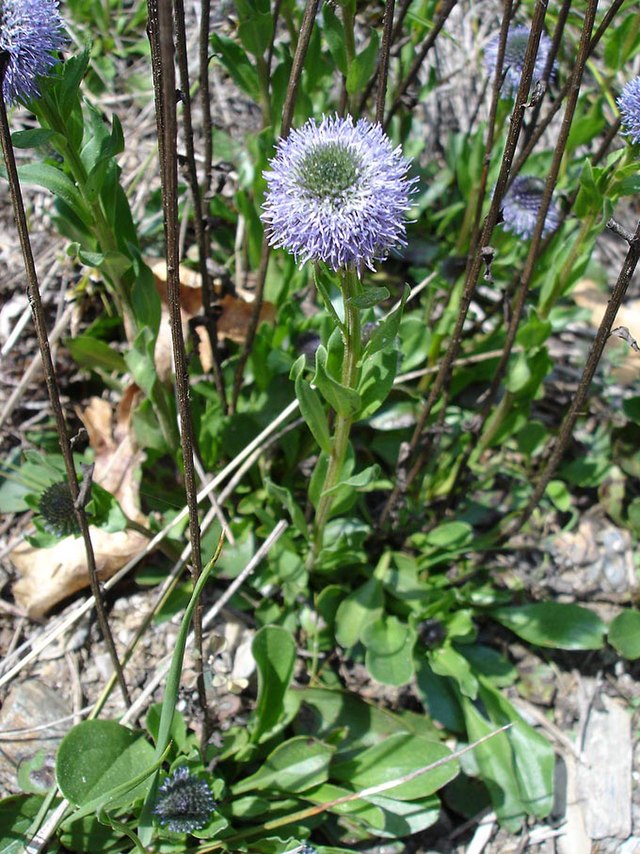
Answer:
[[0, 60, 130, 707], [146, 0, 209, 731], [174, 0, 227, 409], [281, 0, 320, 138], [380, 0, 551, 526], [384, 0, 458, 128], [521, 0, 571, 146], [507, 217, 640, 537], [375, 0, 395, 124], [466, 0, 514, 267], [199, 0, 213, 195], [445, 0, 600, 506], [509, 0, 626, 182]]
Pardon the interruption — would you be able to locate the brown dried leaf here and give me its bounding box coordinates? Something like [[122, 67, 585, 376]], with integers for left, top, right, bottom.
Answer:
[[149, 259, 276, 379], [77, 393, 145, 521], [216, 293, 276, 344], [573, 279, 640, 382], [11, 527, 148, 618]]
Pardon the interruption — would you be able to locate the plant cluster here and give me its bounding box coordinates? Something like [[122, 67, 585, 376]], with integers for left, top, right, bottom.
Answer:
[[1, 0, 640, 852]]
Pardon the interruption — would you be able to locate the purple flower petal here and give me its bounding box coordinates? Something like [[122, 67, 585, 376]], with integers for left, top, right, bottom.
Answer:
[[0, 0, 66, 104], [484, 25, 555, 98], [618, 76, 640, 145], [261, 115, 415, 274], [501, 176, 561, 239]]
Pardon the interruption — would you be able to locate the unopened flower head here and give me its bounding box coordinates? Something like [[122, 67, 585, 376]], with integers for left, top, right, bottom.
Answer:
[[484, 25, 555, 98], [0, 0, 65, 105], [500, 175, 561, 239], [38, 481, 80, 537], [617, 76, 640, 144], [261, 115, 415, 274], [153, 766, 216, 834]]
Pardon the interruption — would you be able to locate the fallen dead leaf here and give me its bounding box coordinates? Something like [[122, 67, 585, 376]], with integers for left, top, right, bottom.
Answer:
[[573, 279, 640, 383], [11, 527, 148, 618], [149, 259, 276, 380]]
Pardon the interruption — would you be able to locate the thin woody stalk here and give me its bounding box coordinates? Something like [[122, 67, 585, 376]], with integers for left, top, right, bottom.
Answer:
[[0, 57, 131, 708]]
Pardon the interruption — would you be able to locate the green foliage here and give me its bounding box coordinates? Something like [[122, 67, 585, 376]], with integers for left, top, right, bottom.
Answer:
[[4, 0, 640, 851]]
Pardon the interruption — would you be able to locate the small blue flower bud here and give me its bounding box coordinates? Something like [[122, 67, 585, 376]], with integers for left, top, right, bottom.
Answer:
[[38, 481, 80, 537], [484, 25, 555, 98], [500, 176, 561, 240], [153, 766, 216, 833]]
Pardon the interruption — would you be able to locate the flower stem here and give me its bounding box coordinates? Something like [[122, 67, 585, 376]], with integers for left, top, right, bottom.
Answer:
[[310, 268, 361, 566]]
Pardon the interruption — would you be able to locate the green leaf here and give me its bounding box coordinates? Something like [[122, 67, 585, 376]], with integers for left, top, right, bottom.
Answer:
[[322, 463, 381, 496], [346, 28, 380, 95], [210, 33, 260, 100], [415, 660, 466, 733], [305, 782, 440, 835], [358, 346, 398, 421], [350, 285, 390, 309], [16, 163, 90, 223], [291, 355, 331, 454], [234, 0, 273, 57], [604, 12, 640, 68], [57, 49, 91, 122], [459, 644, 516, 688], [60, 813, 127, 853], [11, 128, 61, 149], [65, 335, 127, 373], [363, 285, 410, 359], [56, 720, 154, 807], [322, 5, 348, 75], [130, 254, 160, 337], [250, 626, 297, 742], [491, 603, 606, 650], [0, 794, 45, 854], [265, 478, 307, 537], [231, 737, 335, 795], [332, 732, 458, 800], [362, 616, 417, 686], [608, 610, 640, 659], [428, 644, 478, 699], [124, 327, 156, 397], [294, 686, 443, 750], [460, 696, 527, 831], [335, 578, 384, 648], [314, 345, 361, 418], [477, 679, 554, 820], [424, 520, 473, 550]]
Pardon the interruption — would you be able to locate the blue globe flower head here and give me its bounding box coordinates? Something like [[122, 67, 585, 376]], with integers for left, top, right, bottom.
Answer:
[[0, 0, 66, 105], [617, 76, 640, 145], [153, 766, 216, 834], [484, 24, 555, 98], [261, 115, 415, 275], [501, 175, 561, 239]]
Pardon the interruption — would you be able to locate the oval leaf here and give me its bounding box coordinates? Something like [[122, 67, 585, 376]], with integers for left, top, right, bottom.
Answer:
[[250, 626, 296, 743], [56, 720, 154, 807], [491, 603, 606, 650], [331, 732, 457, 800], [231, 736, 335, 795], [608, 609, 640, 659]]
